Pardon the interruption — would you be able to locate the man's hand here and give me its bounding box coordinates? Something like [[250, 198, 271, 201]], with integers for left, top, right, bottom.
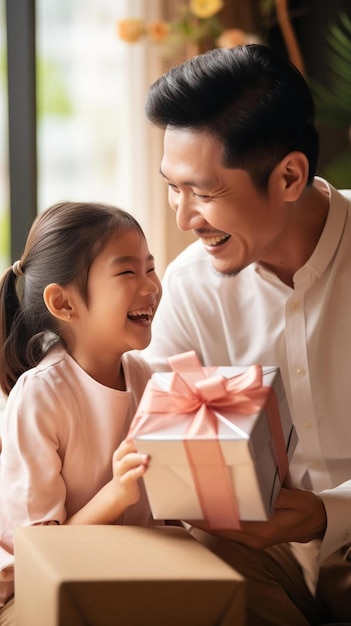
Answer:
[[188, 488, 327, 549]]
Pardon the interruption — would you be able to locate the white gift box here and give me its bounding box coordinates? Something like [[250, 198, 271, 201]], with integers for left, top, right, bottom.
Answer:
[[130, 359, 298, 528]]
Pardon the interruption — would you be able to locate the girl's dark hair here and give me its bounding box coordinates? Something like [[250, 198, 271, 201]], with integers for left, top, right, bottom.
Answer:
[[0, 201, 144, 395], [145, 44, 319, 189]]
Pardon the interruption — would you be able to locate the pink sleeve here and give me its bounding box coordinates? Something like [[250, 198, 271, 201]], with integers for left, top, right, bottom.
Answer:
[[1, 375, 67, 534]]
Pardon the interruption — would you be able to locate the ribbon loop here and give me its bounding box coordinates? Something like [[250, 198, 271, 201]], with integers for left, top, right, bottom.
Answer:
[[168, 350, 204, 372], [195, 376, 228, 403]]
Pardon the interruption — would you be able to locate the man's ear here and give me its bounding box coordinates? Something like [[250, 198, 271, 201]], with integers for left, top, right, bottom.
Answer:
[[43, 283, 76, 322], [273, 151, 309, 202]]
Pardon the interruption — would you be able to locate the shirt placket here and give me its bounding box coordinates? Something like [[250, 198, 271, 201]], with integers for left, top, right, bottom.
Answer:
[[285, 273, 332, 490]]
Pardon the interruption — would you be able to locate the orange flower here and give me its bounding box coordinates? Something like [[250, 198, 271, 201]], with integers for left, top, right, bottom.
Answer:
[[216, 28, 260, 48], [190, 0, 224, 19], [147, 21, 171, 43], [116, 18, 145, 43]]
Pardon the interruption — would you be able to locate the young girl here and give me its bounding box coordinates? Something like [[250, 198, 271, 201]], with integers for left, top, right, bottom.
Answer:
[[0, 201, 162, 621]]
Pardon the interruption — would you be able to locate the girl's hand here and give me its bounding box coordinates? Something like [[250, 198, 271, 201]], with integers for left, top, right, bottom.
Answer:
[[64, 438, 150, 526], [111, 438, 150, 509]]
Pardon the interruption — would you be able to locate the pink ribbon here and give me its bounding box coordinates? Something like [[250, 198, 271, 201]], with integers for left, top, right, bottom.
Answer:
[[130, 351, 288, 529]]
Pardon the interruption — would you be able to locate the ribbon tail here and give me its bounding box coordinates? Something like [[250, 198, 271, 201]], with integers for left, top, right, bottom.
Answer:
[[184, 439, 241, 530]]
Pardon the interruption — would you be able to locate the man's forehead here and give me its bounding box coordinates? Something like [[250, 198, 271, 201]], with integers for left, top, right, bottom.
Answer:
[[163, 128, 223, 165], [164, 126, 219, 144]]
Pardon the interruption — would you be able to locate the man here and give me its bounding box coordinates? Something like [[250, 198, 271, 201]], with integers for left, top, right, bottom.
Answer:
[[143, 44, 351, 625]]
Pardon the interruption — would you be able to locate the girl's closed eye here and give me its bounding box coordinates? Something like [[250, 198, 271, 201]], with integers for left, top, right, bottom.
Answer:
[[117, 270, 135, 276]]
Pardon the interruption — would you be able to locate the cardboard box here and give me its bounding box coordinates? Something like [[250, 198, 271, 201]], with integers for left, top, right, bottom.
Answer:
[[15, 525, 245, 626], [130, 358, 298, 528]]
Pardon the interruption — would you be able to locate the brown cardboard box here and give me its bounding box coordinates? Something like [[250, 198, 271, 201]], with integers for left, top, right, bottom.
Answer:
[[15, 525, 245, 626]]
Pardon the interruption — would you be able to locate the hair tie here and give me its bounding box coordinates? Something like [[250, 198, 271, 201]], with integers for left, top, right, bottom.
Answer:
[[12, 260, 24, 277]]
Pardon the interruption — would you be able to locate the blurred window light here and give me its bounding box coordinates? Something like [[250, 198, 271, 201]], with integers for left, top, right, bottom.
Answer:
[[36, 0, 135, 213]]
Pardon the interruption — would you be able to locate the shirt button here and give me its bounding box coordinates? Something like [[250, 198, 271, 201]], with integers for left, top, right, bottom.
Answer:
[[296, 367, 306, 376], [308, 460, 321, 470], [303, 421, 313, 430], [290, 301, 300, 311]]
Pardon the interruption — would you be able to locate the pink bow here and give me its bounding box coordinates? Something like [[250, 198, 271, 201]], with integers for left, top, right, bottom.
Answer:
[[130, 351, 288, 529]]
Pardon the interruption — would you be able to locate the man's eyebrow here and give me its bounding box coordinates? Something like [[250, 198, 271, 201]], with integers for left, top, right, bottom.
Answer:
[[159, 167, 213, 189], [160, 167, 213, 189]]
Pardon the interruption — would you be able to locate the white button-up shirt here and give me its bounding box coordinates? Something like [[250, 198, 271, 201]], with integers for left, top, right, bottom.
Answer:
[[145, 178, 351, 566]]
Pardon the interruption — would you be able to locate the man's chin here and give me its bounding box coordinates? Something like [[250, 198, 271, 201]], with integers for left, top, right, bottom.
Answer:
[[210, 260, 244, 278]]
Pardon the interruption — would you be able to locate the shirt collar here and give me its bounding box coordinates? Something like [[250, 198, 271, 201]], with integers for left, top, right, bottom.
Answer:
[[297, 177, 349, 280], [255, 177, 349, 285]]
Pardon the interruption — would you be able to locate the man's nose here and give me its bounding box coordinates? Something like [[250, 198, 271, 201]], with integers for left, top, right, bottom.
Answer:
[[174, 195, 203, 232]]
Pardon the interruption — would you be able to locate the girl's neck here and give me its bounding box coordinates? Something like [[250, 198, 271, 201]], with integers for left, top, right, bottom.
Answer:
[[87, 363, 126, 391], [69, 349, 126, 391]]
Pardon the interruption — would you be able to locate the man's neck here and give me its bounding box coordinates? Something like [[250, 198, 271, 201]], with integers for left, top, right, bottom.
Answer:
[[259, 184, 330, 288]]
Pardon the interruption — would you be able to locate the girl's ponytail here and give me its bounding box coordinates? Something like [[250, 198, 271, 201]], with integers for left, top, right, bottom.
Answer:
[[0, 264, 31, 395]]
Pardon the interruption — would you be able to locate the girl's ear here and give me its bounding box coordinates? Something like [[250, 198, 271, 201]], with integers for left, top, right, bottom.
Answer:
[[273, 151, 309, 202], [43, 283, 75, 322]]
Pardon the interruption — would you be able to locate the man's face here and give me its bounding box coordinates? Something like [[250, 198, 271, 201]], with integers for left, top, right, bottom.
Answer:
[[161, 127, 289, 276]]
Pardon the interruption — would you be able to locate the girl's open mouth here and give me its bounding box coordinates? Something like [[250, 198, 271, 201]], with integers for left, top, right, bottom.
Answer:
[[127, 307, 153, 322]]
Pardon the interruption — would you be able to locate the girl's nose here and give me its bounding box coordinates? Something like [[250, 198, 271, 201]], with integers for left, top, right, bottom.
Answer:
[[143, 272, 161, 297]]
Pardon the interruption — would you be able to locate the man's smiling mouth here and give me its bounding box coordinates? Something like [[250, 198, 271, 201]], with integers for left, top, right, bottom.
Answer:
[[200, 233, 231, 247]]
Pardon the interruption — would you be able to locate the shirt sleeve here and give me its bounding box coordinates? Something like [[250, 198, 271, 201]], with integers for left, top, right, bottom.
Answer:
[[0, 375, 68, 549], [318, 479, 351, 561], [0, 375, 68, 604]]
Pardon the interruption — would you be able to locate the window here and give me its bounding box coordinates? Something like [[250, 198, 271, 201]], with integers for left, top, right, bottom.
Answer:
[[0, 0, 9, 272], [36, 0, 135, 213], [4, 0, 194, 276]]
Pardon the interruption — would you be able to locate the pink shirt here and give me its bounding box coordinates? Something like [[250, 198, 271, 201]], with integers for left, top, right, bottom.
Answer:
[[0, 345, 155, 606]]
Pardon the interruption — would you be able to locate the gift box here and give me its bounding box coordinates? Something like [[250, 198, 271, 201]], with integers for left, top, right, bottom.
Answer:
[[129, 351, 298, 529], [14, 525, 246, 626]]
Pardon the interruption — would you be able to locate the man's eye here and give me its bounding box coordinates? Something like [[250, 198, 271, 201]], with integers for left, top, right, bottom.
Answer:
[[147, 266, 156, 274], [168, 184, 180, 193], [193, 192, 210, 199]]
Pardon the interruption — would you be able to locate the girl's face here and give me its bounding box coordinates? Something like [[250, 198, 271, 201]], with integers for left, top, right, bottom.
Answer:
[[69, 229, 161, 380]]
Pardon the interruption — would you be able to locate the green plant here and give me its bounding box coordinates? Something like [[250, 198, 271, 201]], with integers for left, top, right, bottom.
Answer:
[[311, 12, 351, 186]]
